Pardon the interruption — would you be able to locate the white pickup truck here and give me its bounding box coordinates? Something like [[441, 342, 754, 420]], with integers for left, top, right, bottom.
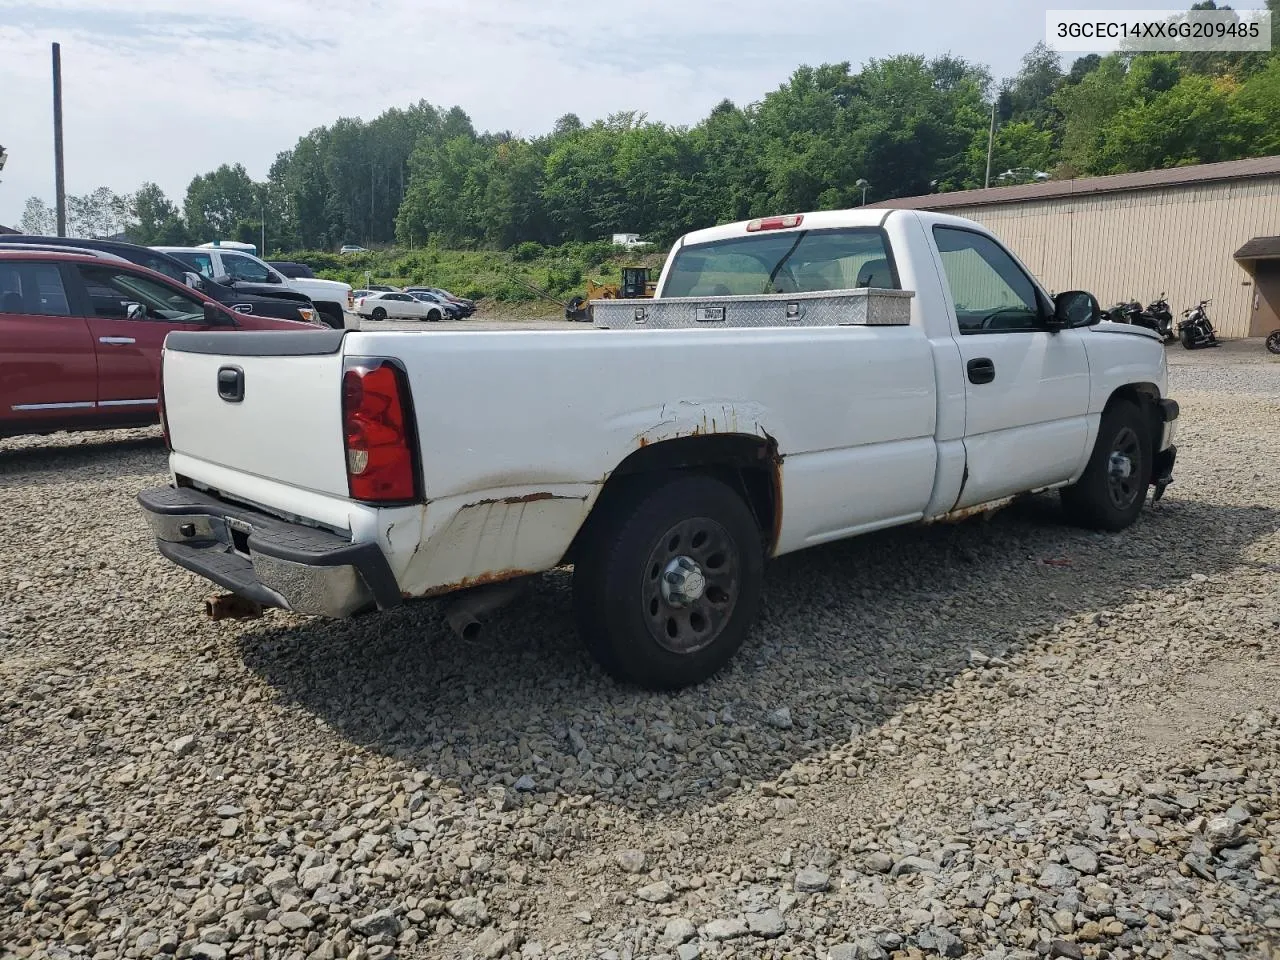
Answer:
[[138, 208, 1178, 689], [153, 245, 355, 330]]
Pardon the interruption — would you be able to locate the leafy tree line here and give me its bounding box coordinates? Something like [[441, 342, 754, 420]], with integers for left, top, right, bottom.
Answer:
[[17, 0, 1280, 254]]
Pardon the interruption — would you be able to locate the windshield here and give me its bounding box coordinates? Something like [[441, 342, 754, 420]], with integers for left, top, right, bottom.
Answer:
[[662, 227, 897, 298]]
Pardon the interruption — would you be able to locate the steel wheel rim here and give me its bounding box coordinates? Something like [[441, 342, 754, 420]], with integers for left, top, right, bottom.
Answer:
[[641, 517, 740, 655], [1106, 426, 1142, 510]]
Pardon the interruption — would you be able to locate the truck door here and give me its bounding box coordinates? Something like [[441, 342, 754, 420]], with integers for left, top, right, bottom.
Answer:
[[931, 225, 1091, 509]]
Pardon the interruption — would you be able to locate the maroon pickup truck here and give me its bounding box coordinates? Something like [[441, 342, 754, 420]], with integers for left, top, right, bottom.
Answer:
[[1, 250, 313, 439]]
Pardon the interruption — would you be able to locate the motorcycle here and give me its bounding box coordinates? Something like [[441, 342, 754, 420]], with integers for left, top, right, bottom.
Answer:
[[1106, 293, 1176, 343], [1178, 298, 1220, 349], [1145, 293, 1176, 343]]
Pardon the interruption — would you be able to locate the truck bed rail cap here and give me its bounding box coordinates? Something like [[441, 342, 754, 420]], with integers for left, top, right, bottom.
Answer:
[[164, 329, 348, 356]]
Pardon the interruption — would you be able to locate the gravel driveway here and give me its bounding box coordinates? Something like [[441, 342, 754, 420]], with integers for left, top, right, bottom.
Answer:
[[2, 347, 1278, 960]]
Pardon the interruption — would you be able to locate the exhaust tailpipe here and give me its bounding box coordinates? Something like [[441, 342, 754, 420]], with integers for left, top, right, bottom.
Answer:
[[443, 578, 531, 641], [205, 593, 264, 621]]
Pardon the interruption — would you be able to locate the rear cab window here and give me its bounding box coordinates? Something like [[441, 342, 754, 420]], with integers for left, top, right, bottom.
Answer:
[[662, 228, 899, 298]]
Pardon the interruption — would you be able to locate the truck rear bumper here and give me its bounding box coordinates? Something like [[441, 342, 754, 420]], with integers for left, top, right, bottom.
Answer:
[[137, 486, 402, 618]]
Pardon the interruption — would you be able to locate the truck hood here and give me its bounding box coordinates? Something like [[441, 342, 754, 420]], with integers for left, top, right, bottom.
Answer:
[[294, 277, 352, 296], [1093, 320, 1161, 341]]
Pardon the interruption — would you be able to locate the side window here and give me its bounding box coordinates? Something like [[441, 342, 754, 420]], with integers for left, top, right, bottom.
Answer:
[[73, 265, 206, 321], [173, 252, 216, 278], [221, 253, 271, 283], [933, 227, 1044, 334], [0, 262, 72, 316], [141, 253, 187, 283]]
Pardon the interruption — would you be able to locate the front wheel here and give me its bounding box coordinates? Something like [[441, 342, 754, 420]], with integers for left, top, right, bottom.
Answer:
[[572, 473, 764, 690], [1061, 399, 1152, 531], [1179, 326, 1194, 349], [428, 310, 441, 322]]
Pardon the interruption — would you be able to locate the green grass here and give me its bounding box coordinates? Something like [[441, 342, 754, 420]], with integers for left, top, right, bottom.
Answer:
[[290, 241, 667, 309]]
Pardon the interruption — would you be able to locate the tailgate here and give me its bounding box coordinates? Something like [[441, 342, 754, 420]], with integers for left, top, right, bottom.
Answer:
[[161, 329, 351, 497]]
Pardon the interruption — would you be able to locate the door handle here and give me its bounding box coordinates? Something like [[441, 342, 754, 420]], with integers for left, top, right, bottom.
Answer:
[[99, 336, 136, 345], [967, 357, 996, 384]]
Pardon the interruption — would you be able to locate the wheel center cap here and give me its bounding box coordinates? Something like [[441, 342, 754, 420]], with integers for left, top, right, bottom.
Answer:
[[1108, 452, 1133, 479], [661, 556, 706, 607]]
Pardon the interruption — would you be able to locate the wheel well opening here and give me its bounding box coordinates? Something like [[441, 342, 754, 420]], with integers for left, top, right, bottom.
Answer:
[[566, 434, 782, 563], [1107, 382, 1161, 440]]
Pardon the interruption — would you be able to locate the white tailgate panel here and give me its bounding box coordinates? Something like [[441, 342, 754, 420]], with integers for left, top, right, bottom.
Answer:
[[164, 350, 349, 497]]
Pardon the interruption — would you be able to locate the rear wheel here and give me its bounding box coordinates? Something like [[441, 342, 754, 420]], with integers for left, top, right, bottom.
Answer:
[[573, 473, 764, 690], [318, 306, 344, 329], [1266, 331, 1280, 355], [371, 307, 387, 321], [1061, 399, 1152, 531]]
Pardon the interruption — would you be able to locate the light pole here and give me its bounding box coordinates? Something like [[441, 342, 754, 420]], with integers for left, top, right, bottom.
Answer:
[[260, 184, 267, 258], [856, 178, 870, 206]]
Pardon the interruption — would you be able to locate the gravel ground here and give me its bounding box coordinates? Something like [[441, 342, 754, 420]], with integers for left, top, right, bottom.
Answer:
[[2, 347, 1278, 960]]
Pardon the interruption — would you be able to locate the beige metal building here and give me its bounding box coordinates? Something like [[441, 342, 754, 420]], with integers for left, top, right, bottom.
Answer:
[[874, 156, 1280, 339]]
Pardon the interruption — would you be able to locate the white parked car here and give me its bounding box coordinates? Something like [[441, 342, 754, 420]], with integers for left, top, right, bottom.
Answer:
[[356, 290, 445, 321], [139, 207, 1178, 690], [153, 245, 354, 329]]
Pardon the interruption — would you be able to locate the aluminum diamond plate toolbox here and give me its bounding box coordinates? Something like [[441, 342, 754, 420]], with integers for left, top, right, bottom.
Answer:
[[589, 287, 915, 330]]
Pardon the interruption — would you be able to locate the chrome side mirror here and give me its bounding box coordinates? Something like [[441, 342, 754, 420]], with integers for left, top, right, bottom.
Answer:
[[125, 302, 147, 321]]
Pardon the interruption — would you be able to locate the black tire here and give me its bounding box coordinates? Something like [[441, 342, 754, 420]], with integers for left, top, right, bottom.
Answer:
[[371, 307, 387, 321], [572, 473, 765, 690], [317, 306, 344, 329], [1061, 399, 1152, 531], [428, 310, 441, 322], [1179, 326, 1194, 349]]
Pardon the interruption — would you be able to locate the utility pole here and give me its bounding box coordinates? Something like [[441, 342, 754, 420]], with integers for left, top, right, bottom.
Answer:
[[52, 42, 67, 236], [984, 99, 997, 190], [260, 184, 267, 257]]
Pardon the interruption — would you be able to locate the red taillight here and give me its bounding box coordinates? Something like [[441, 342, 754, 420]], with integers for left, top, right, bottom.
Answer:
[[158, 348, 171, 451], [341, 358, 419, 503], [746, 214, 804, 232]]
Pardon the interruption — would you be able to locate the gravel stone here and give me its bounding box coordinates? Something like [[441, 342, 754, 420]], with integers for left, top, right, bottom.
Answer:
[[794, 867, 830, 892], [891, 856, 940, 877], [1064, 844, 1099, 874], [863, 852, 894, 873], [445, 898, 488, 927], [351, 909, 402, 937], [1204, 815, 1242, 847], [663, 918, 696, 944], [746, 908, 786, 937], [616, 849, 647, 874], [700, 918, 749, 941], [636, 880, 674, 903], [1038, 863, 1080, 889], [676, 944, 701, 960]]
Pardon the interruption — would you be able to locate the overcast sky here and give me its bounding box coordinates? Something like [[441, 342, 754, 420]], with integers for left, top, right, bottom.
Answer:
[[0, 0, 1261, 227]]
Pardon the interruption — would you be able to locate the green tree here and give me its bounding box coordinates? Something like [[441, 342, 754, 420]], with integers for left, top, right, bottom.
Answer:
[[185, 163, 258, 239], [19, 196, 56, 234], [128, 182, 189, 244]]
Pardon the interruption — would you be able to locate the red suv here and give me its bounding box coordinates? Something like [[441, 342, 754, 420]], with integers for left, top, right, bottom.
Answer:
[[1, 250, 315, 439]]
